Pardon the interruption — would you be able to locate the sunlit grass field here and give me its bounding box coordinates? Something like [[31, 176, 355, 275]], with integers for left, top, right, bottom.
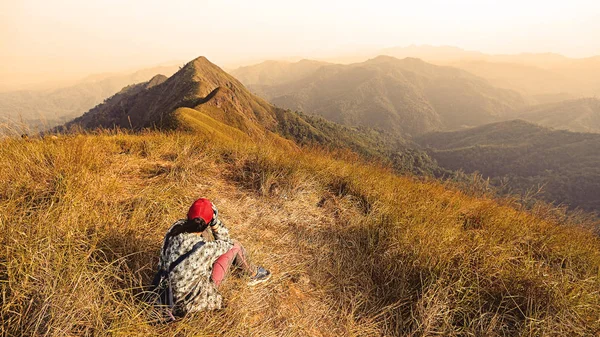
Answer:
[[1, 123, 600, 336]]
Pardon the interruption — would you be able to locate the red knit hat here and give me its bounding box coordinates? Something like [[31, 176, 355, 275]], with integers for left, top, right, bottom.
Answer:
[[187, 198, 214, 224]]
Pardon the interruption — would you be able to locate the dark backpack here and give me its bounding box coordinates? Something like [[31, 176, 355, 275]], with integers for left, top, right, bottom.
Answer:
[[148, 240, 205, 322]]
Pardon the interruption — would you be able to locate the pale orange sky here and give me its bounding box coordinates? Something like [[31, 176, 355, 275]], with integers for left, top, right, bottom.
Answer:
[[1, 0, 599, 90]]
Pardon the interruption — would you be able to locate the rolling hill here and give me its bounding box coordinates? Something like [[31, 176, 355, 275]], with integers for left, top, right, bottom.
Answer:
[[518, 98, 600, 133], [448, 60, 575, 99], [447, 59, 600, 102], [415, 120, 600, 212], [235, 56, 528, 135]]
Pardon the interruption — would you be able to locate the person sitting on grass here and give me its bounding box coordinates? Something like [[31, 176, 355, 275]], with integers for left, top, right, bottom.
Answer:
[[152, 198, 270, 317]]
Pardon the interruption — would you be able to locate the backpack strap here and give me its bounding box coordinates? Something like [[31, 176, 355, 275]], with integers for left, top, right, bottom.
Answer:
[[167, 240, 206, 273], [151, 240, 206, 290]]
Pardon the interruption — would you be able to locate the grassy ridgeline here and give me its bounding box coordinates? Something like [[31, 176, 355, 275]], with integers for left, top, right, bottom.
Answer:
[[1, 131, 600, 336]]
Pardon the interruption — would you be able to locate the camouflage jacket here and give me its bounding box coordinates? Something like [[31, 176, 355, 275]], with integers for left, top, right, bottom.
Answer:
[[158, 217, 233, 313]]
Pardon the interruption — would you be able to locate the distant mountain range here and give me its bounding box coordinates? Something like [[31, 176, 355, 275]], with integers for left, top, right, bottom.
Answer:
[[38, 54, 600, 212], [376, 45, 600, 99], [6, 45, 600, 136], [447, 60, 575, 100], [415, 120, 600, 212], [378, 45, 575, 67], [0, 65, 179, 133], [231, 59, 329, 87], [65, 56, 442, 175], [233, 56, 600, 135], [233, 56, 528, 136], [300, 45, 600, 102]]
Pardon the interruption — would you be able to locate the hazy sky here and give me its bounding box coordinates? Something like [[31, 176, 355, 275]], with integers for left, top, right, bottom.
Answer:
[[1, 0, 599, 89]]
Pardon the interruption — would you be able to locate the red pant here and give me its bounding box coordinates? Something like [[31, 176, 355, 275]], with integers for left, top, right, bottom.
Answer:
[[211, 242, 253, 287]]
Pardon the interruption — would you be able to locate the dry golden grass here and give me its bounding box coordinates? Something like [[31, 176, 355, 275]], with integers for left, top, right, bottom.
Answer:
[[1, 130, 600, 336]]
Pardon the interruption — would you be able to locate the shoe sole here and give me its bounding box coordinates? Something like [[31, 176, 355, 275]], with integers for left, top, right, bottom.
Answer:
[[247, 273, 271, 286]]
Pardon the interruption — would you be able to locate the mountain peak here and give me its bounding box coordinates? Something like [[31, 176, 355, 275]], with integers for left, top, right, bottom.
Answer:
[[65, 56, 278, 134], [146, 74, 168, 89], [173, 56, 249, 96], [365, 55, 431, 68], [187, 56, 218, 70], [366, 55, 401, 63]]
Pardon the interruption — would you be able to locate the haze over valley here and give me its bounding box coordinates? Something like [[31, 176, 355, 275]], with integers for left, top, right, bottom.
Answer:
[[0, 65, 179, 131]]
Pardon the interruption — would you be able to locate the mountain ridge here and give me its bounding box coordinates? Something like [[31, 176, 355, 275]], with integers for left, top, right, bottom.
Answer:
[[236, 56, 528, 135], [0, 65, 179, 132], [67, 57, 278, 135], [64, 56, 443, 175]]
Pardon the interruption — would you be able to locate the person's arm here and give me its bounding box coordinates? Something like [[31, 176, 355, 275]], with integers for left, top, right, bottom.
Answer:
[[201, 237, 233, 258], [209, 204, 231, 242], [210, 217, 231, 242]]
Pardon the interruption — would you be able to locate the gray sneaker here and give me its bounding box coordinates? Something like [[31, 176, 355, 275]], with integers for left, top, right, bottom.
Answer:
[[248, 266, 271, 286]]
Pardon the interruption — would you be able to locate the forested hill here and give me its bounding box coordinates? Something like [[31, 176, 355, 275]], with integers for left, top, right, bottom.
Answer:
[[415, 120, 600, 212]]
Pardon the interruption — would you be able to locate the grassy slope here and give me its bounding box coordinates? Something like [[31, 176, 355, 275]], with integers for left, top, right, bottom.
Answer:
[[175, 107, 251, 143], [2, 127, 600, 336]]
